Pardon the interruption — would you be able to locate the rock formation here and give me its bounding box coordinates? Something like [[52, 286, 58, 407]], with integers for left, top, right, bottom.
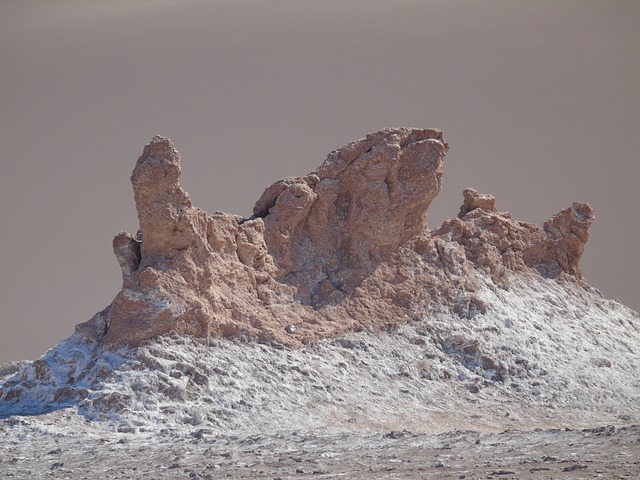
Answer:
[[77, 128, 595, 347], [255, 128, 447, 305]]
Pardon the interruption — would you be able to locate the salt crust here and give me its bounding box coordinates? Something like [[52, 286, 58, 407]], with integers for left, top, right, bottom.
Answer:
[[1, 274, 638, 436]]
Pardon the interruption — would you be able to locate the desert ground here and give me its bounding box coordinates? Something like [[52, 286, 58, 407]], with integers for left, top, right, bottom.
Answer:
[[1, 409, 638, 479]]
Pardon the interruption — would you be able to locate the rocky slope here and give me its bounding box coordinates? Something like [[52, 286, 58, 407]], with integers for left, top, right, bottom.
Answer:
[[0, 127, 638, 439]]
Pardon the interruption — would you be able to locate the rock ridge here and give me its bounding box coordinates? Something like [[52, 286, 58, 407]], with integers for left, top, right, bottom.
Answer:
[[76, 128, 595, 347]]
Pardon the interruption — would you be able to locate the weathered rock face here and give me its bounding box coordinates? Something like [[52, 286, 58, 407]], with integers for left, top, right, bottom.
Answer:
[[458, 188, 497, 218], [543, 203, 594, 277], [81, 128, 595, 347], [256, 128, 448, 305]]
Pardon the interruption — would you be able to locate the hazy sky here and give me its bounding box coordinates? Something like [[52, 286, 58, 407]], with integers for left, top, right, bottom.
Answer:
[[1, 0, 638, 364]]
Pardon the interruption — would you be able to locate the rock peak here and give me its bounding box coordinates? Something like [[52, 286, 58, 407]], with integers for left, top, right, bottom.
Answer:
[[75, 128, 595, 347], [458, 188, 497, 218], [131, 135, 191, 259], [256, 127, 448, 304]]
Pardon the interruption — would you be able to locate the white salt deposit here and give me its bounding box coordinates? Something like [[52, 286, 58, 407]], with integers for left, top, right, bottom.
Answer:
[[1, 274, 638, 439]]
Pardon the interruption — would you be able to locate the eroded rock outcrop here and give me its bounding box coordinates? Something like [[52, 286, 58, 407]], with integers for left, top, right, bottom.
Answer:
[[256, 128, 448, 305], [79, 128, 595, 347], [458, 188, 497, 218], [543, 203, 594, 277]]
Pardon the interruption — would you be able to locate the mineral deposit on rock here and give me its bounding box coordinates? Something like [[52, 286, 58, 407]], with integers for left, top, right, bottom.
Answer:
[[76, 128, 595, 347]]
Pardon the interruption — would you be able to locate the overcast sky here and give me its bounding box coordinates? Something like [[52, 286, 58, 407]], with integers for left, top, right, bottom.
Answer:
[[1, 0, 638, 363]]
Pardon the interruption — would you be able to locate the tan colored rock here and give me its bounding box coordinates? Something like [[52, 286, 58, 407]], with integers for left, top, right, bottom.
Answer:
[[543, 202, 595, 278], [101, 136, 306, 346], [78, 128, 594, 348], [257, 127, 448, 305], [458, 188, 497, 218], [439, 192, 595, 282]]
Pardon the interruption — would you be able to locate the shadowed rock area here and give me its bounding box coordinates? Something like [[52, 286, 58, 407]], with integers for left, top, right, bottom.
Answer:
[[74, 128, 595, 348]]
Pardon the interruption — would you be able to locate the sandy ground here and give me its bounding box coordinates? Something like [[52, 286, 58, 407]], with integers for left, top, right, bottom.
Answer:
[[1, 410, 638, 480]]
